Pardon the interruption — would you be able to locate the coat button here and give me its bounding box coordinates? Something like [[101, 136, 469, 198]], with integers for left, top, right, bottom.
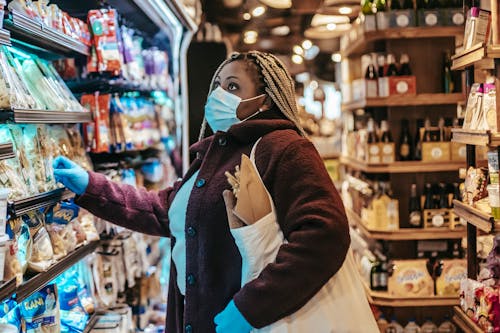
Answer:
[[218, 136, 227, 146], [196, 178, 206, 188], [185, 324, 193, 333], [187, 274, 196, 286], [187, 226, 196, 237]]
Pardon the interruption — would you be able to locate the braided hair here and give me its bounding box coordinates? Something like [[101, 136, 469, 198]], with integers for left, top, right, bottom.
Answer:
[[198, 51, 307, 141]]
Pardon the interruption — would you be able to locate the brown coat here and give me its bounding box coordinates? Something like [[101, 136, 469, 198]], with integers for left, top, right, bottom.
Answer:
[[76, 111, 350, 333]]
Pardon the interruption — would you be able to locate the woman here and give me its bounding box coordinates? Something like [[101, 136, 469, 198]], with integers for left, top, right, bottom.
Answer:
[[54, 51, 353, 333]]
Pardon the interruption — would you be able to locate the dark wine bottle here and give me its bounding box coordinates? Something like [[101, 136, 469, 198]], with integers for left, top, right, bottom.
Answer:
[[377, 54, 386, 78], [423, 118, 432, 142], [409, 183, 422, 227], [424, 183, 434, 209], [399, 54, 412, 76], [386, 54, 398, 76], [399, 119, 412, 161], [439, 183, 450, 208], [414, 119, 423, 161], [380, 120, 393, 142], [367, 118, 379, 143], [443, 50, 454, 93]]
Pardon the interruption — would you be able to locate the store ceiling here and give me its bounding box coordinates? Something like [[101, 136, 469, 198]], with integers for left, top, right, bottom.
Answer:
[[201, 0, 359, 79]]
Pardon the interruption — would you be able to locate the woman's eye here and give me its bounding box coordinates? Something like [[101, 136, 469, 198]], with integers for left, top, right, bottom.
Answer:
[[228, 82, 239, 91]]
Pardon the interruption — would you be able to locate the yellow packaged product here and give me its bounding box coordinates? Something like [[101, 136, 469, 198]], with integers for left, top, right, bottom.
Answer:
[[388, 259, 434, 297], [436, 259, 467, 296]]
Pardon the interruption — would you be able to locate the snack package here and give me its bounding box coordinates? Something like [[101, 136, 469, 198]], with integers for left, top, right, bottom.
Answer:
[[21, 125, 50, 193], [436, 259, 467, 296], [48, 125, 75, 160], [20, 284, 60, 333], [46, 202, 79, 258], [96, 94, 111, 153], [388, 259, 434, 297], [93, 250, 119, 307], [23, 211, 54, 272], [0, 47, 37, 109], [10, 125, 38, 195], [464, 166, 489, 206], [66, 126, 93, 171], [77, 256, 97, 314], [87, 9, 122, 74], [483, 82, 497, 132], [77, 210, 99, 242], [36, 125, 57, 191], [7, 0, 38, 19], [4, 238, 23, 285], [0, 126, 29, 200], [463, 83, 484, 130], [6, 217, 32, 282]]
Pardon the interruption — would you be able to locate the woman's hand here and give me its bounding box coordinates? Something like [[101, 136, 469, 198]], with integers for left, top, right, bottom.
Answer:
[[223, 190, 246, 229], [53, 156, 89, 195], [214, 300, 253, 333]]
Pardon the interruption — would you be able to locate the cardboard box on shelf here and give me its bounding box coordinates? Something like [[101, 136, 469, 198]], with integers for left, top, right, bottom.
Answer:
[[390, 9, 416, 28], [378, 75, 417, 97], [422, 142, 451, 162]]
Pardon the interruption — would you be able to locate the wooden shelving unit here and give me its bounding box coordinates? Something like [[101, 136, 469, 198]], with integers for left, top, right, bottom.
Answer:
[[452, 306, 483, 333], [341, 156, 466, 173], [452, 200, 495, 233], [346, 208, 466, 240], [341, 93, 464, 111], [451, 43, 500, 70], [342, 26, 464, 57], [452, 128, 500, 147]]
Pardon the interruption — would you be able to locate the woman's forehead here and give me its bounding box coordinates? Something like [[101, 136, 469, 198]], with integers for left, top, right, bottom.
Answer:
[[218, 61, 253, 79]]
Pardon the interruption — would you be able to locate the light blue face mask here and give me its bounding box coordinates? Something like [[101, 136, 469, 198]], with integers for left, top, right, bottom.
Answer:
[[205, 86, 265, 133]]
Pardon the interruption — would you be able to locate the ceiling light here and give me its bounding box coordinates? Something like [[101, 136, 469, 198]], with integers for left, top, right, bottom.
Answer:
[[243, 12, 251, 20], [311, 14, 350, 27], [244, 30, 258, 39], [291, 54, 303, 64], [252, 6, 266, 17], [258, 0, 292, 8], [304, 45, 320, 60], [339, 6, 353, 15], [327, 23, 337, 30], [271, 25, 290, 36], [331, 53, 342, 62], [302, 39, 312, 50], [244, 37, 257, 44], [310, 80, 318, 90], [293, 45, 304, 55]]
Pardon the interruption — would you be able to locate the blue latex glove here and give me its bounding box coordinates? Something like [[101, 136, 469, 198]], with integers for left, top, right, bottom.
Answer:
[[214, 300, 253, 333], [53, 156, 89, 195]]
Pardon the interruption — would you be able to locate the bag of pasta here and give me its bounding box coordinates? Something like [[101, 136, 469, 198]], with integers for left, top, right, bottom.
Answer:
[[23, 211, 55, 272], [21, 125, 52, 193], [48, 125, 75, 160], [36, 125, 57, 191], [46, 202, 79, 258], [9, 125, 38, 195], [6, 217, 32, 285], [20, 284, 61, 333], [66, 125, 93, 171], [0, 126, 29, 200]]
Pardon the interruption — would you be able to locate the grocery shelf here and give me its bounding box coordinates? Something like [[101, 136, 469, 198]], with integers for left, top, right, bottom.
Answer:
[[453, 200, 495, 233], [83, 313, 100, 333], [4, 11, 89, 58], [452, 306, 483, 333], [346, 208, 465, 240], [0, 142, 15, 160], [0, 278, 16, 304], [8, 187, 75, 218], [362, 281, 459, 307], [340, 156, 465, 173], [342, 26, 464, 57], [0, 28, 11, 46], [451, 128, 500, 147], [16, 241, 99, 302], [451, 43, 500, 70], [67, 78, 160, 95], [341, 93, 464, 111], [0, 108, 92, 124]]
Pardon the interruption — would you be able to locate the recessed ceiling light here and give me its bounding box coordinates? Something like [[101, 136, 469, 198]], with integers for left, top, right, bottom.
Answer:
[[327, 23, 337, 30], [302, 39, 312, 50], [293, 45, 304, 55], [244, 30, 258, 39], [339, 6, 353, 15], [292, 54, 303, 64], [258, 0, 292, 9], [331, 53, 342, 62], [252, 6, 266, 17], [243, 12, 252, 20], [304, 45, 320, 60], [311, 14, 350, 27], [271, 25, 290, 36]]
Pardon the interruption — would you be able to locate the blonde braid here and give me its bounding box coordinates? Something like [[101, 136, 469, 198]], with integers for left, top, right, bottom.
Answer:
[[198, 51, 306, 141]]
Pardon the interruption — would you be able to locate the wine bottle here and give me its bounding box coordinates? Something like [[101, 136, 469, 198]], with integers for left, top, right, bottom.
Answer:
[[365, 59, 378, 97], [438, 117, 446, 141], [443, 50, 454, 93], [399, 119, 413, 161], [409, 183, 422, 227], [391, 0, 402, 10], [367, 118, 379, 143], [399, 54, 412, 76], [370, 260, 382, 290], [403, 0, 414, 8], [377, 54, 386, 78], [424, 183, 433, 209], [386, 54, 398, 76], [452, 182, 461, 202], [439, 182, 450, 208], [380, 120, 393, 142], [423, 118, 432, 142]]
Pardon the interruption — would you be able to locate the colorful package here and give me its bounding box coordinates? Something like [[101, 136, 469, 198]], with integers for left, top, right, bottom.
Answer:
[[436, 259, 467, 296], [6, 218, 31, 283], [10, 125, 38, 195], [55, 267, 89, 333], [87, 9, 122, 74], [24, 211, 54, 272], [388, 259, 434, 297], [20, 284, 60, 333]]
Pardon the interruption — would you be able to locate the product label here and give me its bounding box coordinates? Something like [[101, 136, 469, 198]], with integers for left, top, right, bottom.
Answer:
[[396, 14, 410, 27], [452, 12, 464, 25], [371, 272, 380, 288], [380, 273, 388, 287], [382, 144, 394, 154], [369, 145, 380, 155], [409, 211, 421, 226], [425, 13, 438, 26], [400, 144, 410, 158], [396, 81, 409, 94], [432, 214, 445, 227], [458, 146, 467, 158], [431, 147, 443, 159]]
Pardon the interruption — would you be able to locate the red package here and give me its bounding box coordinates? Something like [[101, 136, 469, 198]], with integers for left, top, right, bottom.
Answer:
[[53, 59, 77, 80], [81, 93, 98, 152], [87, 46, 98, 74], [87, 9, 122, 74], [96, 94, 111, 153]]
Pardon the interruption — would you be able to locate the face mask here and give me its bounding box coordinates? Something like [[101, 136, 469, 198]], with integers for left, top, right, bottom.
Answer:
[[205, 86, 265, 132]]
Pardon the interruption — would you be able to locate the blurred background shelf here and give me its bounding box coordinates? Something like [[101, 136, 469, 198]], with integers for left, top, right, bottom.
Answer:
[[340, 156, 465, 173], [452, 128, 500, 147], [452, 306, 483, 333], [452, 200, 495, 233], [341, 93, 463, 111], [0, 108, 92, 124], [8, 188, 74, 218]]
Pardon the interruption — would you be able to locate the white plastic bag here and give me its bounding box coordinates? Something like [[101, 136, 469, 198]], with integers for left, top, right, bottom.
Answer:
[[230, 139, 378, 333]]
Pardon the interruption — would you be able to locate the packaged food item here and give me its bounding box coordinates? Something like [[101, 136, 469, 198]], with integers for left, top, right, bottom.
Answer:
[[7, 0, 38, 19], [55, 267, 89, 333], [464, 166, 489, 206], [46, 202, 79, 258], [24, 211, 54, 272], [20, 284, 60, 333], [93, 250, 119, 307], [6, 218, 31, 283], [435, 259, 467, 296], [388, 259, 434, 297], [93, 94, 111, 153], [483, 82, 497, 132], [66, 125, 93, 171], [77, 256, 97, 314], [87, 9, 122, 74], [77, 210, 99, 242], [10, 125, 38, 195]]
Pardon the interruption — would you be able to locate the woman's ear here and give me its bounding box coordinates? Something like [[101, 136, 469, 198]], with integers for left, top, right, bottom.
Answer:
[[259, 95, 273, 111]]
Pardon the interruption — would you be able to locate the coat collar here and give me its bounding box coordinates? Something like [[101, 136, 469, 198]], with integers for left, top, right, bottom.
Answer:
[[190, 109, 298, 156]]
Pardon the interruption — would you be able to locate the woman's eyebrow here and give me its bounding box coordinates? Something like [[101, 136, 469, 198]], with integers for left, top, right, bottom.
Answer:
[[225, 76, 239, 81]]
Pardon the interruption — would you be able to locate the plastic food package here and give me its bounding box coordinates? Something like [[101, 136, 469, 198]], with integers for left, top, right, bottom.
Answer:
[[93, 250, 119, 307], [77, 210, 99, 242], [7, 0, 38, 19], [46, 202, 79, 258], [36, 125, 57, 191], [464, 166, 489, 206], [435, 259, 467, 296], [48, 125, 75, 159], [22, 125, 51, 193], [24, 211, 54, 272], [6, 218, 31, 283], [20, 284, 61, 333], [0, 126, 29, 200], [0, 48, 36, 109], [88, 9, 122, 74], [10, 125, 38, 195], [388, 259, 434, 297], [66, 125, 93, 171], [55, 268, 89, 333], [77, 256, 97, 314], [82, 93, 111, 153]]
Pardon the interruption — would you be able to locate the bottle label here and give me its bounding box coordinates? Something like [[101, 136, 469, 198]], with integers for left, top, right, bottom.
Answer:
[[452, 12, 464, 25], [431, 147, 443, 159], [432, 214, 445, 227], [369, 144, 380, 155], [379, 273, 388, 287], [396, 14, 410, 27], [400, 144, 410, 158], [425, 13, 438, 26], [409, 211, 421, 226], [458, 145, 466, 158], [382, 143, 394, 154], [396, 81, 409, 94], [371, 272, 380, 288]]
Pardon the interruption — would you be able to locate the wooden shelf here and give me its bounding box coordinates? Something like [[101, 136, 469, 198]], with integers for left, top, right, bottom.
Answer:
[[341, 93, 464, 111], [453, 200, 495, 233], [346, 208, 466, 240], [452, 128, 500, 147], [452, 43, 500, 70], [340, 156, 465, 173], [342, 26, 464, 58], [452, 306, 483, 333]]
